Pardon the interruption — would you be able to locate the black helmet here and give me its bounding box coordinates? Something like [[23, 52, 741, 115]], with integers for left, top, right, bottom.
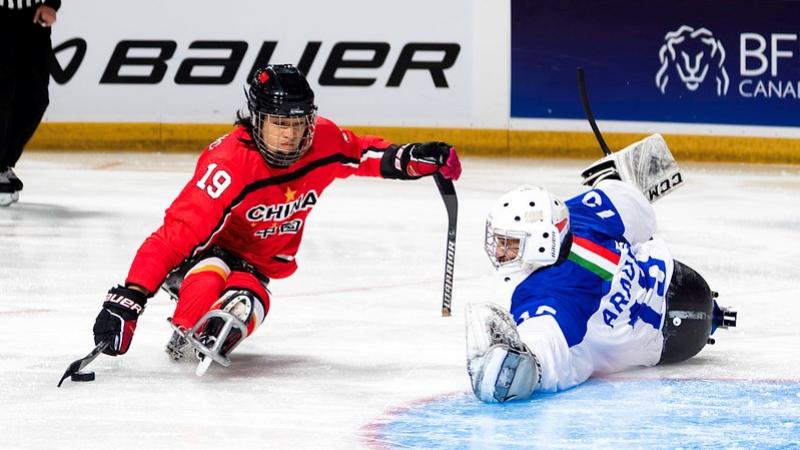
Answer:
[[245, 64, 318, 167]]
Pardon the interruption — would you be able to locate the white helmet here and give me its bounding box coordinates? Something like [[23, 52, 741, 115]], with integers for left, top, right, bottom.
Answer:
[[485, 186, 570, 276]]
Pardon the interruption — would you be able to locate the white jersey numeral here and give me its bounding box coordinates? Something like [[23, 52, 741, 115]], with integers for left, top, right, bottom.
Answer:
[[535, 305, 558, 316], [196, 163, 232, 199], [582, 191, 616, 219]]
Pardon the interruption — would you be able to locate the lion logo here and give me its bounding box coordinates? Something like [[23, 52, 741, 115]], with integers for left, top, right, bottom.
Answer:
[[655, 25, 729, 96]]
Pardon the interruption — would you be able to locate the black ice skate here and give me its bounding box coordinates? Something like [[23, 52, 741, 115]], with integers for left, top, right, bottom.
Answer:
[[2, 168, 23, 192], [0, 170, 17, 207]]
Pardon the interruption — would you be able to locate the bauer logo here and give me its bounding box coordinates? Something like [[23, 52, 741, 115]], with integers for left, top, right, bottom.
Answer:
[[655, 25, 730, 96], [52, 39, 460, 88]]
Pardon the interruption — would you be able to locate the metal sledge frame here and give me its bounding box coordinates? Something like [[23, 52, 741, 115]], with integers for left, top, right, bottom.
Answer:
[[169, 310, 249, 375]]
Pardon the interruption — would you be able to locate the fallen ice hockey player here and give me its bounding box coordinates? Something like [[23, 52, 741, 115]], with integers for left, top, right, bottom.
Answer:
[[91, 64, 461, 376], [466, 134, 736, 403]]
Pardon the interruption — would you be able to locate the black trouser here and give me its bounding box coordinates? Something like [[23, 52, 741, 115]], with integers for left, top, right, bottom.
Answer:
[[658, 260, 715, 365], [0, 8, 52, 170]]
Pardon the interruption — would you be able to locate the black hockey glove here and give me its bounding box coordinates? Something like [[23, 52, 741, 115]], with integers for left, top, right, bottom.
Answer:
[[580, 156, 621, 187], [93, 285, 147, 356], [381, 142, 462, 180]]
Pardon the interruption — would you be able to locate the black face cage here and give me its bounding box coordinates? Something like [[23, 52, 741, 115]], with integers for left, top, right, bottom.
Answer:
[[250, 110, 317, 167]]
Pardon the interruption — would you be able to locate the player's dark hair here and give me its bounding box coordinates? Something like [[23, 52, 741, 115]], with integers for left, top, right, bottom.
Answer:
[[235, 110, 256, 148]]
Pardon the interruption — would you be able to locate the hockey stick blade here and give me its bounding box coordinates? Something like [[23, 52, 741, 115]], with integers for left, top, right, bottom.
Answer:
[[434, 173, 458, 317], [57, 339, 111, 387], [577, 67, 612, 156]]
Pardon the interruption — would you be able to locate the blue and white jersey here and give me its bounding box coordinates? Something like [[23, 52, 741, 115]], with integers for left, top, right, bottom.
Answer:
[[510, 180, 673, 392]]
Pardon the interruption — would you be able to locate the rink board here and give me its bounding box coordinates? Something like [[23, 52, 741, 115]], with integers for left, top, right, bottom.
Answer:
[[28, 0, 800, 161], [28, 122, 800, 164]]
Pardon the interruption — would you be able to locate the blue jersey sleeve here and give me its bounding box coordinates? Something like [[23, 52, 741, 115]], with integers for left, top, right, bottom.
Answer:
[[566, 181, 656, 245], [566, 188, 627, 243]]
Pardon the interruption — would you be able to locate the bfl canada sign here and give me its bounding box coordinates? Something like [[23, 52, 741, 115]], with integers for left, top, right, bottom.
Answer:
[[656, 25, 800, 100]]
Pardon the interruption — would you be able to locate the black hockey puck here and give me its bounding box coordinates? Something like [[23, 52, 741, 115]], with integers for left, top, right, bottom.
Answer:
[[71, 371, 95, 382]]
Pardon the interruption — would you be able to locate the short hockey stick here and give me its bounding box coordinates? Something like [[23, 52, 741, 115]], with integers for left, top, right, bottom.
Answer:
[[433, 173, 458, 317], [577, 67, 612, 156], [57, 338, 111, 387]]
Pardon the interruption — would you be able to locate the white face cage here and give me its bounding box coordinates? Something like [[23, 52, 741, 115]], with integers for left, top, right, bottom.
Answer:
[[251, 111, 317, 167], [485, 224, 528, 270]]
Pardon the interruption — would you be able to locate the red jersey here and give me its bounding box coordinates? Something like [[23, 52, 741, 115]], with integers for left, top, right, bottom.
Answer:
[[125, 117, 394, 293]]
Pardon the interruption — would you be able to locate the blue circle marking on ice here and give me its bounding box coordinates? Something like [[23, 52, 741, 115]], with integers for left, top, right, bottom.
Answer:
[[374, 379, 800, 449]]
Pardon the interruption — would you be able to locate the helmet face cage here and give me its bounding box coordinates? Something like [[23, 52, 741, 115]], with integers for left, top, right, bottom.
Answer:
[[246, 65, 317, 168], [484, 185, 570, 275], [250, 110, 317, 167], [485, 222, 528, 270]]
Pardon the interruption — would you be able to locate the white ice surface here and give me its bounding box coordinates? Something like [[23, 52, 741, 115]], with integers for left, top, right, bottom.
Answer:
[[1, 153, 799, 449]]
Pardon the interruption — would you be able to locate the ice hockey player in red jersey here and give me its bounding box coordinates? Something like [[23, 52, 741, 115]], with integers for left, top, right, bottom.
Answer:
[[91, 64, 462, 375]]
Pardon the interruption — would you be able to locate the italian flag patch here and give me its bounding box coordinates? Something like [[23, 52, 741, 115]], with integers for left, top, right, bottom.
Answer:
[[568, 236, 621, 281]]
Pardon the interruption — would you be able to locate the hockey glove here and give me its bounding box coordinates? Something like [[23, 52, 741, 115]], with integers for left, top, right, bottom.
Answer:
[[466, 303, 541, 403], [580, 134, 683, 203], [383, 142, 461, 180], [93, 285, 147, 356]]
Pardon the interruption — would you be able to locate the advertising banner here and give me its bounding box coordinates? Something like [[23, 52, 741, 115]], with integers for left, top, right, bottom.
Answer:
[[47, 0, 473, 126], [511, 0, 800, 127]]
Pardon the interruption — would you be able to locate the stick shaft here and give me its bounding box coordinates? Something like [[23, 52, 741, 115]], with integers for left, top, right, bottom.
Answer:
[[433, 173, 457, 317], [577, 67, 612, 156]]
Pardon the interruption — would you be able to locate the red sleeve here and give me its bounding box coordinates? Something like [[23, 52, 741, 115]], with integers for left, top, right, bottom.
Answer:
[[314, 118, 395, 179], [342, 129, 397, 178], [125, 140, 249, 293]]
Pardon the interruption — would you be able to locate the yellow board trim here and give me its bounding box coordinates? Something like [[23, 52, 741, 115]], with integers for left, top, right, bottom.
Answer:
[[27, 122, 800, 164]]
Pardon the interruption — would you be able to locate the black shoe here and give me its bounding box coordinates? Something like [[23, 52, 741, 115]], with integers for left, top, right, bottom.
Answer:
[[0, 172, 14, 207], [2, 168, 22, 192], [0, 170, 13, 194]]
